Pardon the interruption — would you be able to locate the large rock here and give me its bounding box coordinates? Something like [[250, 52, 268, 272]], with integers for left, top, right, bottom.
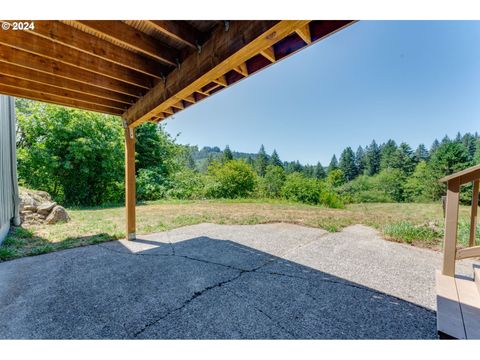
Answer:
[[37, 202, 57, 216], [45, 205, 70, 225], [19, 188, 69, 225]]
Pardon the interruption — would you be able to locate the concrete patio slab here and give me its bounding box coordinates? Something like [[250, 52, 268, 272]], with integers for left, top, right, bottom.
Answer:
[[0, 223, 477, 339]]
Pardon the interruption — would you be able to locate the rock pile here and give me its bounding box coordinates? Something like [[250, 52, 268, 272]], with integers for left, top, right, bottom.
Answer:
[[19, 188, 70, 225]]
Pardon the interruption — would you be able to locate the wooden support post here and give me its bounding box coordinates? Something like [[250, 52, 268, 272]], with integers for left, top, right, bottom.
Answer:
[[442, 178, 461, 277], [124, 124, 136, 240], [469, 179, 479, 247]]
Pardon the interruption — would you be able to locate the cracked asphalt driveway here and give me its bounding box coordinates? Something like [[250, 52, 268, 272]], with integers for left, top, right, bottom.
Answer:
[[0, 223, 477, 339]]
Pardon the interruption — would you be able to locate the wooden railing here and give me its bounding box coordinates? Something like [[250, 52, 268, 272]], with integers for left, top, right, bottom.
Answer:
[[440, 164, 480, 276]]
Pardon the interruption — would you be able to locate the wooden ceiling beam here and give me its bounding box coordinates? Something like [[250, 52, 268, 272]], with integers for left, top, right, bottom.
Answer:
[[183, 94, 196, 104], [0, 28, 153, 88], [0, 74, 128, 110], [25, 21, 167, 79], [0, 62, 135, 105], [233, 63, 249, 77], [147, 20, 204, 49], [295, 24, 312, 44], [0, 83, 123, 115], [171, 101, 184, 110], [163, 107, 174, 115], [0, 45, 145, 97], [260, 46, 276, 62], [74, 20, 178, 66], [213, 75, 228, 87], [124, 21, 315, 127]]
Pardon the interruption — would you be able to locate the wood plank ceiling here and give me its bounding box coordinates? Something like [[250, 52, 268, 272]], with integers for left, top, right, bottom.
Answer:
[[0, 20, 355, 127]]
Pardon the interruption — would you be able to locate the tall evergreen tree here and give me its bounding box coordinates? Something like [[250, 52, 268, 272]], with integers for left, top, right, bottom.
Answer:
[[474, 139, 480, 165], [246, 156, 254, 167], [269, 149, 283, 167], [255, 144, 268, 176], [364, 140, 381, 176], [380, 139, 398, 170], [222, 145, 233, 162], [393, 142, 415, 175], [355, 146, 366, 175], [441, 135, 451, 144], [414, 144, 429, 163], [327, 155, 338, 173], [430, 139, 440, 154], [455, 132, 462, 143], [314, 162, 326, 179], [462, 133, 477, 159], [339, 147, 358, 181]]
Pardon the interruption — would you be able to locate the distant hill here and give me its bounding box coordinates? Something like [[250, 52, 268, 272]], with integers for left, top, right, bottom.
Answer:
[[188, 146, 265, 171]]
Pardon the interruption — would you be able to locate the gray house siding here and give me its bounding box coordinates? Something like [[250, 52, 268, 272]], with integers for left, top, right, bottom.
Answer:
[[0, 95, 20, 244]]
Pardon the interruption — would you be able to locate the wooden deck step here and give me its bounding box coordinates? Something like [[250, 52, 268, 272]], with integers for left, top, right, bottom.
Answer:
[[436, 271, 466, 339], [436, 270, 480, 339]]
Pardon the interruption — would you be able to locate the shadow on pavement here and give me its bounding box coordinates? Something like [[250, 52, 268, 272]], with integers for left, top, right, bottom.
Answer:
[[0, 234, 437, 339]]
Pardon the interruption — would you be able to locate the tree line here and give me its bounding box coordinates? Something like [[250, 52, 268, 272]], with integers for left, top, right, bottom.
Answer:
[[15, 99, 480, 207]]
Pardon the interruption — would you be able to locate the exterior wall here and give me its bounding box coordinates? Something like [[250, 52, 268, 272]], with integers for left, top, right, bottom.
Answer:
[[0, 95, 20, 244]]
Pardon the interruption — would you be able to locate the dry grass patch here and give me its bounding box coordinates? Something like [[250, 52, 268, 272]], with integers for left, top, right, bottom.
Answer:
[[1, 199, 476, 261]]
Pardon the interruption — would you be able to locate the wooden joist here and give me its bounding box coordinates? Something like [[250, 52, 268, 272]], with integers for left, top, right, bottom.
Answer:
[[295, 24, 312, 44], [0, 83, 123, 115], [27, 21, 167, 79], [213, 75, 228, 87], [0, 74, 127, 111], [0, 62, 135, 105], [147, 20, 203, 49], [260, 46, 276, 62], [183, 94, 196, 104], [0, 45, 145, 97], [171, 101, 184, 110], [124, 20, 312, 127], [234, 63, 249, 77], [74, 20, 178, 66], [0, 28, 153, 88]]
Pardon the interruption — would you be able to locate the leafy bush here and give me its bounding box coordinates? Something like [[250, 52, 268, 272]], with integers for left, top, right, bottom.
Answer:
[[259, 165, 286, 198], [319, 189, 344, 209], [339, 169, 405, 203], [167, 168, 206, 199], [375, 168, 405, 202], [281, 173, 321, 205], [16, 100, 124, 206], [136, 167, 171, 201], [340, 175, 393, 203], [326, 169, 345, 188], [205, 160, 257, 199]]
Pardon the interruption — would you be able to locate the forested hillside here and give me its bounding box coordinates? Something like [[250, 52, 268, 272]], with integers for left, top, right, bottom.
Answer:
[[15, 99, 480, 208]]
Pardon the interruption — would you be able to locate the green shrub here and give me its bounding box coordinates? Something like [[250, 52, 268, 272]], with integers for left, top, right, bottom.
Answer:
[[281, 172, 321, 205], [136, 167, 171, 201], [339, 169, 405, 203], [259, 165, 286, 198], [205, 160, 257, 199], [319, 189, 344, 209], [16, 99, 124, 206], [167, 168, 206, 199]]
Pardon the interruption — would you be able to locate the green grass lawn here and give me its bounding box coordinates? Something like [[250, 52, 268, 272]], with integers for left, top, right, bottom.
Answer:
[[1, 199, 478, 261]]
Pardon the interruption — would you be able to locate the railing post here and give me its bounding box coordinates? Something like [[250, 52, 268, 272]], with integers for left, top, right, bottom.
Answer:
[[124, 124, 136, 241], [469, 179, 479, 247], [442, 178, 460, 277]]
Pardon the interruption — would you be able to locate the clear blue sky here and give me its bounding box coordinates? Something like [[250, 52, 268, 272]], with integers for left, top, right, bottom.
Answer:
[[164, 21, 480, 165]]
